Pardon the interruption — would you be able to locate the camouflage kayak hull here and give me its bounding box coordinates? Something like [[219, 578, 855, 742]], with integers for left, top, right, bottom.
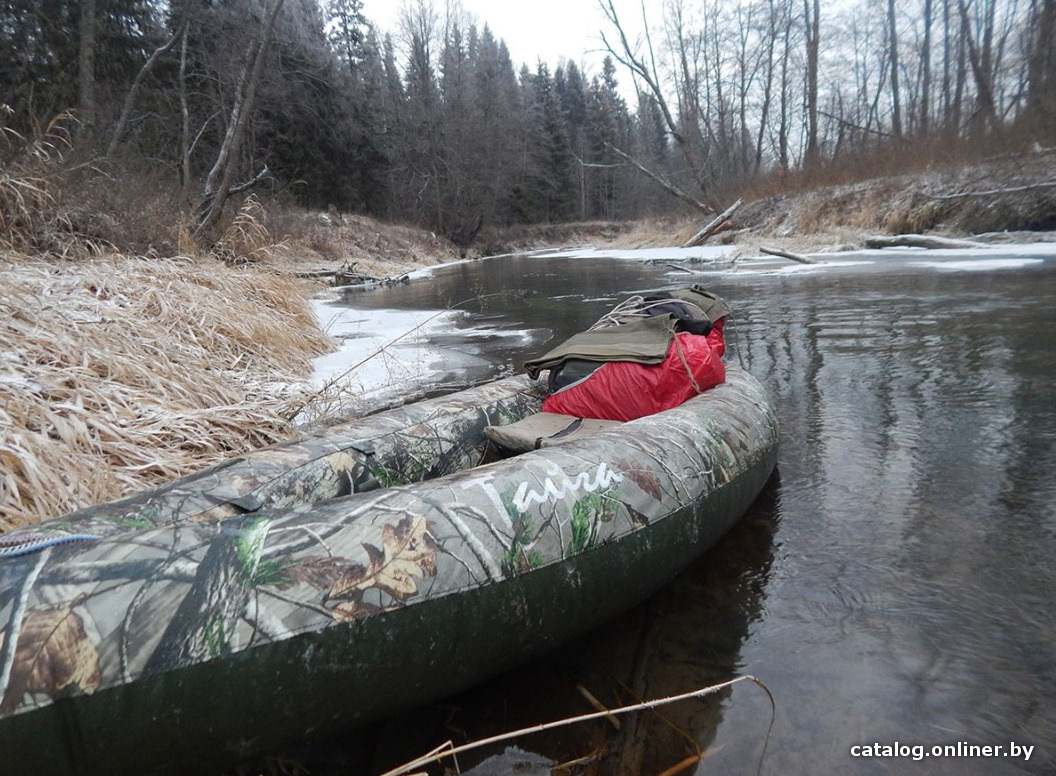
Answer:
[[21, 375, 545, 539], [0, 367, 777, 775]]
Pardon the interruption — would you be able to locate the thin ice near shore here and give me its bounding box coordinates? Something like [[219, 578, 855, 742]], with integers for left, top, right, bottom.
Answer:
[[540, 241, 1056, 274], [302, 297, 541, 423]]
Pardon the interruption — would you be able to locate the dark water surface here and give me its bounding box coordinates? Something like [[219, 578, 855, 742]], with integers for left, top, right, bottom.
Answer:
[[326, 253, 1056, 774]]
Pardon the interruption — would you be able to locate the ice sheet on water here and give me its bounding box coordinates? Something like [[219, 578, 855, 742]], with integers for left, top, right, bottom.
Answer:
[[534, 245, 737, 261], [308, 298, 539, 413], [909, 258, 1046, 271]]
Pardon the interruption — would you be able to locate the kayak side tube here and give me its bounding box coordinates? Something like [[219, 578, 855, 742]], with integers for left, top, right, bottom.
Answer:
[[0, 367, 778, 774], [7, 376, 542, 541]]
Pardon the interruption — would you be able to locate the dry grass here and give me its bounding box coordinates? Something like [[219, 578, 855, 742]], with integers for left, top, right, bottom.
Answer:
[[269, 209, 456, 275], [605, 148, 1056, 250], [213, 194, 284, 264], [0, 110, 82, 256], [0, 255, 331, 531], [476, 220, 637, 255], [738, 129, 1041, 203]]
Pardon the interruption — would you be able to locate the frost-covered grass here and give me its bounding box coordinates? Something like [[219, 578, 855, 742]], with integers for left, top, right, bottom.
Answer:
[[0, 256, 331, 530]]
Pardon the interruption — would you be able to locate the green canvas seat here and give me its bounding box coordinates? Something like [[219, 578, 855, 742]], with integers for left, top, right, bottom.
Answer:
[[484, 412, 623, 452]]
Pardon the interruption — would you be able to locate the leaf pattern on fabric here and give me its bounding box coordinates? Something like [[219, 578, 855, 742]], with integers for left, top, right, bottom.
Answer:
[[615, 458, 663, 500], [325, 517, 438, 616], [569, 490, 618, 554], [284, 557, 352, 590], [0, 607, 101, 712], [330, 599, 383, 622]]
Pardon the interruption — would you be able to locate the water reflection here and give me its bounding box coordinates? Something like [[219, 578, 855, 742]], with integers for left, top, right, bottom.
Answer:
[[321, 252, 1056, 774]]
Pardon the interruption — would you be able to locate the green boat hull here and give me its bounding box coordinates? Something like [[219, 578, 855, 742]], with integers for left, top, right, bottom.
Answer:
[[3, 457, 773, 774], [0, 368, 777, 775]]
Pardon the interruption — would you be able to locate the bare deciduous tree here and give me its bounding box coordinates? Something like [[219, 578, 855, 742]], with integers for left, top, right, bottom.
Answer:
[[107, 23, 186, 158], [195, 0, 286, 237], [888, 0, 904, 137], [920, 0, 933, 134], [78, 0, 96, 134], [804, 0, 821, 164]]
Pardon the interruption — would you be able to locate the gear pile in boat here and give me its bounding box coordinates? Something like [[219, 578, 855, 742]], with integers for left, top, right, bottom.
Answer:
[[523, 284, 728, 417], [484, 286, 730, 452]]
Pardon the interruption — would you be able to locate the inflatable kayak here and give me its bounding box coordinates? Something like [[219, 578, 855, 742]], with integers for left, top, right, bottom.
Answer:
[[0, 367, 777, 774]]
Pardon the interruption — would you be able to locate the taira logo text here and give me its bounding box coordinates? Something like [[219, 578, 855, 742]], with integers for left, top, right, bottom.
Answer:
[[512, 462, 623, 513]]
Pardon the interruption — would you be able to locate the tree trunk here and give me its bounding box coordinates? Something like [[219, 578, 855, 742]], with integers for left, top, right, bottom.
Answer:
[[179, 24, 192, 202], [942, 0, 951, 123], [952, 8, 968, 133], [920, 0, 933, 135], [754, 0, 778, 174], [195, 0, 286, 237], [605, 142, 713, 213], [760, 246, 819, 264], [107, 25, 185, 158], [78, 0, 96, 135], [778, 2, 792, 170], [864, 233, 987, 248], [888, 0, 903, 137], [683, 198, 743, 247], [599, 0, 710, 198], [803, 0, 820, 166], [957, 0, 999, 131], [1026, 0, 1055, 125]]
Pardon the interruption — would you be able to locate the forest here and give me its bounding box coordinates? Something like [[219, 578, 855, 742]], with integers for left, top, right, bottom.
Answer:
[[0, 0, 1054, 251]]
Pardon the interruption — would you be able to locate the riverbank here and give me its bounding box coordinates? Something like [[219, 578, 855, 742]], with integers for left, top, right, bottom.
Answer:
[[3, 149, 1053, 531], [606, 148, 1056, 254]]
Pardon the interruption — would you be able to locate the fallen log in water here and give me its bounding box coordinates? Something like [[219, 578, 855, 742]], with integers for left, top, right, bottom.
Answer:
[[863, 234, 988, 250], [295, 268, 341, 279], [333, 269, 379, 285], [334, 271, 410, 289], [297, 261, 410, 288], [759, 246, 819, 264], [683, 198, 743, 247]]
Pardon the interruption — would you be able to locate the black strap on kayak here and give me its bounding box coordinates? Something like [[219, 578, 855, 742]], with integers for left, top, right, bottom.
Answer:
[[533, 418, 583, 449]]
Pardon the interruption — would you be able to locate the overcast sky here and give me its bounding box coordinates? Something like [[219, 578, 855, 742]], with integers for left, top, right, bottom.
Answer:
[[360, 0, 650, 99]]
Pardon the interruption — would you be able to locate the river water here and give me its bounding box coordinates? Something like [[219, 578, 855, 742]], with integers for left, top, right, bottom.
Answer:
[[311, 247, 1056, 774]]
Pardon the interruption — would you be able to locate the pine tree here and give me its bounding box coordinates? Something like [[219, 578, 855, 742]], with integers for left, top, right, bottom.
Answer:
[[326, 0, 367, 72], [347, 28, 395, 213], [518, 63, 574, 222]]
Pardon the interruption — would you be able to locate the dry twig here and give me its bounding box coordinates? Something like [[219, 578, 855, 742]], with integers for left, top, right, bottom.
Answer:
[[380, 675, 776, 776]]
